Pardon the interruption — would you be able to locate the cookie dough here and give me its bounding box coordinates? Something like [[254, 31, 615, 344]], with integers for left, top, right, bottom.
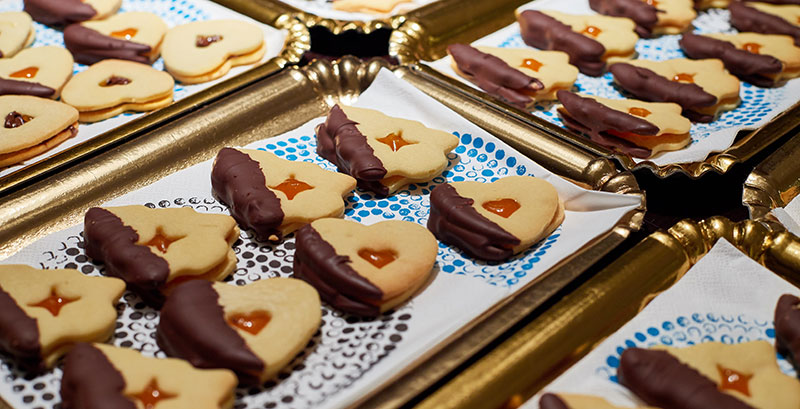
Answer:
[[65, 12, 168, 65], [730, 2, 800, 46], [23, 0, 121, 27], [589, 0, 695, 37], [0, 46, 74, 99], [0, 95, 78, 168], [0, 12, 34, 59]]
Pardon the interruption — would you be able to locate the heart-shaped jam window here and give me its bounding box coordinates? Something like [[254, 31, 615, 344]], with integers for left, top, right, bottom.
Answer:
[[482, 198, 521, 218], [228, 311, 271, 335], [358, 248, 397, 268]]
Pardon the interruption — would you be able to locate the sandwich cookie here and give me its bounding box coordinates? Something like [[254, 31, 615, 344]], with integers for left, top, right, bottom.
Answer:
[[539, 393, 657, 409], [589, 0, 696, 37], [730, 2, 800, 46], [23, 0, 121, 27], [775, 294, 800, 371], [0, 12, 35, 59], [0, 95, 78, 168], [0, 46, 74, 99], [64, 12, 168, 65]]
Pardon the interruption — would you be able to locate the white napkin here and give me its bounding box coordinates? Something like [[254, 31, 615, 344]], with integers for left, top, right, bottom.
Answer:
[[772, 194, 800, 237]]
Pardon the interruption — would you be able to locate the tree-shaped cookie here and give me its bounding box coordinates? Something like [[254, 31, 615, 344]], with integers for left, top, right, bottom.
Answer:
[[0, 265, 124, 371], [294, 218, 438, 317], [0, 12, 34, 59], [211, 147, 356, 242], [539, 393, 657, 409], [61, 343, 237, 409], [64, 12, 168, 65], [157, 278, 321, 384], [0, 46, 74, 99], [316, 105, 459, 197], [0, 95, 79, 168], [589, 0, 696, 38], [83, 205, 239, 307]]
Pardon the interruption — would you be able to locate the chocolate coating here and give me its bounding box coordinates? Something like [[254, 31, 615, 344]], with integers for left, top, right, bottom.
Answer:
[[156, 280, 265, 383], [427, 183, 520, 261], [0, 78, 56, 98], [447, 43, 544, 108], [23, 0, 97, 27], [730, 1, 800, 46], [293, 224, 384, 317], [743, 0, 800, 4], [103, 76, 132, 86], [4, 111, 30, 129], [84, 207, 170, 307], [518, 10, 607, 76], [211, 147, 285, 242], [679, 33, 784, 88], [0, 284, 42, 371], [315, 104, 389, 196], [618, 348, 755, 409], [539, 393, 570, 409], [775, 293, 800, 370], [589, 0, 659, 38], [61, 343, 136, 409], [64, 24, 152, 65]]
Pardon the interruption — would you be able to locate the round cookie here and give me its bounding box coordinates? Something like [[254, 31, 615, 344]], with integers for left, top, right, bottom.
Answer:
[[0, 95, 78, 168], [65, 12, 168, 65], [23, 0, 121, 27], [161, 20, 265, 84], [0, 12, 35, 59], [0, 46, 75, 99]]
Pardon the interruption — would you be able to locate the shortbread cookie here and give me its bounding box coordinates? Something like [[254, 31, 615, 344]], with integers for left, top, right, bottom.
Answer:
[[316, 104, 459, 197], [24, 0, 121, 26], [589, 0, 696, 37], [0, 95, 78, 168], [332, 0, 413, 13], [62, 343, 237, 409], [294, 218, 438, 317], [0, 12, 34, 59], [610, 59, 741, 122], [619, 342, 800, 409], [776, 294, 800, 371], [83, 205, 239, 307], [0, 46, 74, 99], [447, 44, 579, 107], [539, 393, 657, 409], [161, 20, 265, 84], [428, 177, 564, 261], [64, 12, 168, 65], [557, 91, 692, 158], [743, 0, 800, 4], [0, 265, 124, 371], [211, 147, 356, 243], [680, 32, 800, 87], [693, 0, 730, 9], [157, 279, 321, 384], [730, 2, 800, 46], [61, 59, 174, 122], [517, 10, 639, 76]]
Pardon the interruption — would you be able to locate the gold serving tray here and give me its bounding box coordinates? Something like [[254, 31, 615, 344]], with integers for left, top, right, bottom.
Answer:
[[0, 4, 311, 198], [415, 216, 800, 409], [0, 57, 643, 408], [743, 133, 800, 227]]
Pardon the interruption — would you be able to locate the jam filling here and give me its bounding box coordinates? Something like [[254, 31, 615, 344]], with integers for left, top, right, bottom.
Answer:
[[270, 178, 314, 200], [717, 365, 752, 397], [28, 289, 79, 316], [110, 28, 138, 40], [628, 107, 652, 117], [482, 198, 521, 218], [376, 132, 414, 152], [228, 311, 271, 335], [520, 58, 543, 72], [100, 76, 132, 87], [672, 73, 695, 83], [4, 111, 33, 129], [742, 42, 762, 54], [196, 35, 223, 47], [144, 231, 182, 253], [358, 249, 397, 268], [9, 67, 38, 79], [128, 379, 177, 409], [581, 25, 602, 37]]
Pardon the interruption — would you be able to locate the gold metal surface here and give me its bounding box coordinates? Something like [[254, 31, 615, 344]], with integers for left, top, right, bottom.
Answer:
[[0, 57, 643, 409], [743, 133, 800, 225], [417, 217, 800, 409]]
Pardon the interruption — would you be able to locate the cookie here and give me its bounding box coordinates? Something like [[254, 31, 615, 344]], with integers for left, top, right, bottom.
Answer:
[[447, 44, 579, 107], [0, 46, 74, 99], [556, 91, 692, 158], [61, 343, 237, 409], [0, 95, 78, 168], [589, 0, 696, 37], [316, 104, 459, 197], [775, 294, 800, 371], [0, 265, 124, 371], [539, 393, 656, 409], [83, 205, 239, 307], [610, 58, 741, 122], [157, 279, 321, 384], [428, 177, 564, 261], [161, 20, 265, 84], [64, 12, 168, 65], [517, 10, 639, 76], [211, 147, 356, 243], [743, 0, 800, 4], [332, 0, 414, 13], [0, 12, 34, 59], [24, 0, 121, 27], [61, 59, 174, 123], [693, 0, 730, 9], [680, 32, 800, 87], [294, 218, 438, 317], [730, 2, 800, 46], [619, 341, 800, 409]]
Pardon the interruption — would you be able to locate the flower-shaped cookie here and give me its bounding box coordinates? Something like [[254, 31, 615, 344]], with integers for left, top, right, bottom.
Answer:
[[61, 59, 174, 123], [589, 0, 696, 38], [776, 294, 800, 371], [64, 12, 168, 65], [0, 12, 34, 59], [0, 46, 74, 99], [294, 218, 438, 317], [539, 393, 656, 409], [557, 91, 692, 159], [619, 342, 800, 409], [83, 205, 239, 308], [447, 44, 578, 107], [428, 176, 564, 261], [316, 104, 459, 197], [610, 58, 741, 122], [61, 343, 237, 409], [0, 95, 79, 168], [157, 278, 321, 384], [517, 10, 639, 76], [730, 2, 800, 46], [161, 20, 265, 84], [24, 0, 121, 27], [211, 147, 356, 243], [0, 265, 124, 371]]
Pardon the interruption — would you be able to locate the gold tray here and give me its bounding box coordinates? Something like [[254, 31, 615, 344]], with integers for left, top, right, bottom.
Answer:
[[743, 133, 800, 228], [0, 4, 311, 197], [0, 57, 643, 408], [415, 216, 800, 409]]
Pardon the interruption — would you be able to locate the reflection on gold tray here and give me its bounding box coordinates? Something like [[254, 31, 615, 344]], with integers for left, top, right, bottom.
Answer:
[[743, 133, 800, 227], [415, 216, 800, 409], [0, 57, 643, 408]]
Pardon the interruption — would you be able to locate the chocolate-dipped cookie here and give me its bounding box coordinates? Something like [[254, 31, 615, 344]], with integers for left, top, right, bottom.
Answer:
[[775, 293, 800, 371], [294, 218, 438, 317], [157, 278, 321, 384], [539, 393, 654, 409], [590, 0, 695, 37], [693, 0, 730, 9], [0, 95, 79, 168], [743, 0, 800, 5], [0, 12, 35, 59], [315, 104, 459, 197], [64, 12, 168, 65], [730, 2, 800, 46], [23, 0, 121, 27], [0, 46, 74, 99], [428, 177, 564, 261]]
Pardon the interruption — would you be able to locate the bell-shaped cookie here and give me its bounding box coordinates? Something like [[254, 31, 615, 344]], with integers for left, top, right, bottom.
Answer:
[[0, 46, 75, 99], [0, 12, 35, 59], [0, 95, 79, 168], [65, 12, 168, 65], [24, 0, 121, 27]]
